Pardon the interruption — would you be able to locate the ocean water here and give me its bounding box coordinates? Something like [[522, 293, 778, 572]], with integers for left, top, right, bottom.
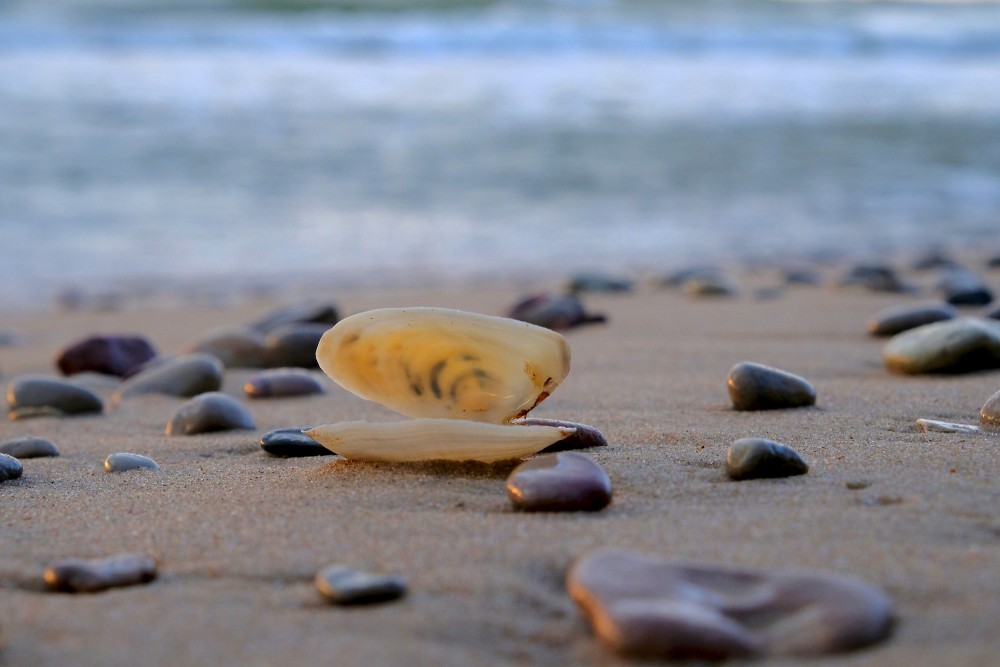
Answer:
[[2, 0, 999, 309]]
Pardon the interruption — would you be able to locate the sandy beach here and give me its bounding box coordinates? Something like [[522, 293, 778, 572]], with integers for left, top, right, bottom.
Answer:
[[2, 266, 999, 666]]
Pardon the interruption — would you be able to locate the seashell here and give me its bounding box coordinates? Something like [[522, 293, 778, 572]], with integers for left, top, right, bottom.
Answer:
[[305, 419, 576, 463], [316, 308, 570, 424]]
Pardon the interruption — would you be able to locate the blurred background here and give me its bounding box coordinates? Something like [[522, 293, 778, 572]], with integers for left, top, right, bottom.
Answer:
[[1, 0, 999, 309]]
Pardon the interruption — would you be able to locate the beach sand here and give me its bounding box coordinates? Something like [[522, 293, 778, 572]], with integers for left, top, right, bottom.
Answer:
[[1, 270, 999, 666]]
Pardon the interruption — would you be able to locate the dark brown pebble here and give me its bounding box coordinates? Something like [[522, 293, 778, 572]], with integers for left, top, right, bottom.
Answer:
[[506, 293, 606, 331], [726, 438, 809, 481], [513, 418, 608, 453], [44, 554, 157, 593], [166, 392, 255, 436], [727, 362, 816, 411], [245, 369, 326, 398], [56, 335, 157, 377], [0, 436, 59, 458], [506, 452, 612, 512], [315, 565, 407, 605]]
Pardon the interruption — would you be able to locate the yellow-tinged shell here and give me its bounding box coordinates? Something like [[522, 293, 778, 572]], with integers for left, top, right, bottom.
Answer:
[[305, 419, 576, 463], [316, 307, 570, 423]]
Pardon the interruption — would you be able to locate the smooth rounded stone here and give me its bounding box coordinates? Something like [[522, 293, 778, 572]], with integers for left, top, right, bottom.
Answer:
[[725, 438, 809, 481], [659, 266, 722, 289], [506, 452, 612, 512], [260, 427, 333, 457], [866, 301, 957, 337], [727, 362, 816, 411], [7, 375, 103, 419], [103, 452, 158, 472], [682, 275, 737, 298], [0, 436, 59, 458], [55, 335, 157, 377], [882, 318, 1000, 374], [567, 549, 893, 660], [505, 293, 607, 331], [837, 264, 911, 293], [250, 299, 340, 334], [244, 369, 326, 398], [0, 453, 23, 482], [513, 418, 608, 453], [981, 389, 1000, 431], [183, 327, 267, 368], [113, 353, 224, 400], [44, 553, 157, 593], [782, 267, 822, 286], [937, 269, 993, 306], [916, 418, 980, 434], [263, 323, 329, 368], [314, 565, 407, 605], [567, 272, 633, 294], [165, 392, 255, 436]]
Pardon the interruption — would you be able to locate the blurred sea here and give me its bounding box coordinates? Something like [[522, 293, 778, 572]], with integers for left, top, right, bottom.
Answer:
[[2, 0, 999, 309]]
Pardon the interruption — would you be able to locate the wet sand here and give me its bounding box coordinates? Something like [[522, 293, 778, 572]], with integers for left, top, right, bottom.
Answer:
[[1, 271, 999, 666]]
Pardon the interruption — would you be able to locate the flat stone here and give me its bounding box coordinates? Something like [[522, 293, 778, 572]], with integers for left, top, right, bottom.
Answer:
[[916, 418, 980, 434], [0, 436, 59, 458], [263, 323, 329, 368], [506, 452, 612, 512], [314, 565, 407, 605], [56, 335, 157, 377], [866, 301, 956, 337], [506, 293, 606, 331], [981, 389, 1000, 431], [727, 362, 816, 411], [938, 269, 993, 306], [882, 318, 1000, 374], [44, 553, 157, 593], [567, 272, 633, 294], [104, 452, 158, 472], [0, 453, 23, 482], [113, 353, 224, 400], [567, 549, 893, 660], [726, 438, 809, 481], [250, 300, 340, 334], [183, 327, 267, 368], [260, 428, 333, 457], [166, 392, 255, 436], [837, 264, 911, 293], [245, 369, 326, 398], [7, 375, 103, 419], [513, 418, 608, 453]]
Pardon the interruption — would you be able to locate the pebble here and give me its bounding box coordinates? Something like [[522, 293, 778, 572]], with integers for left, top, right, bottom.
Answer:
[[567, 272, 633, 294], [263, 323, 329, 368], [113, 353, 224, 400], [916, 418, 980, 434], [166, 392, 255, 436], [937, 269, 993, 306], [183, 327, 267, 368], [0, 453, 23, 482], [866, 301, 956, 337], [567, 549, 893, 660], [512, 418, 608, 453], [725, 438, 809, 481], [882, 318, 1000, 374], [506, 293, 607, 331], [988, 254, 1000, 268], [682, 275, 738, 298], [837, 264, 911, 293], [44, 553, 157, 593], [782, 267, 822, 286], [726, 362, 816, 411], [245, 369, 326, 398], [659, 266, 722, 289], [314, 565, 407, 605], [259, 428, 333, 457], [56, 335, 157, 377], [0, 436, 60, 458], [911, 249, 958, 271], [506, 452, 612, 512], [981, 389, 1000, 431], [250, 300, 340, 334], [7, 375, 104, 419], [104, 452, 158, 472]]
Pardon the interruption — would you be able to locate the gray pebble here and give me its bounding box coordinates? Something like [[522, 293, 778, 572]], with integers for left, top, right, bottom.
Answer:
[[512, 418, 608, 453], [250, 300, 340, 334], [866, 301, 956, 337], [0, 453, 23, 482], [882, 318, 1000, 374], [659, 266, 722, 289], [0, 436, 59, 458], [567, 549, 893, 659], [113, 353, 224, 400], [315, 565, 407, 605], [245, 369, 326, 398], [506, 452, 612, 512], [937, 269, 993, 306], [981, 389, 1000, 431], [166, 392, 255, 436], [44, 553, 157, 592], [7, 375, 103, 419], [726, 438, 809, 480], [104, 452, 158, 472], [727, 362, 816, 411], [264, 323, 329, 368], [260, 428, 333, 457], [567, 272, 633, 294], [837, 264, 911, 293], [183, 327, 267, 368]]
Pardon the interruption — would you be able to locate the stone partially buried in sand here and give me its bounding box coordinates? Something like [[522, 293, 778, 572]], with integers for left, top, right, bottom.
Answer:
[[113, 353, 224, 400], [0, 452, 23, 481], [567, 549, 893, 660], [7, 375, 103, 419], [245, 369, 326, 398], [0, 436, 59, 458], [727, 362, 816, 411], [506, 451, 612, 512], [104, 452, 158, 472], [866, 301, 956, 337], [44, 553, 157, 593], [882, 318, 1000, 374], [56, 335, 157, 377], [166, 392, 255, 436], [315, 565, 407, 605], [182, 327, 268, 368], [260, 428, 333, 457], [512, 418, 608, 453], [726, 438, 808, 481]]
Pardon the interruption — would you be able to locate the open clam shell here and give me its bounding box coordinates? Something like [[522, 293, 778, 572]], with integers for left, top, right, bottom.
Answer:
[[305, 419, 576, 463], [316, 308, 571, 424]]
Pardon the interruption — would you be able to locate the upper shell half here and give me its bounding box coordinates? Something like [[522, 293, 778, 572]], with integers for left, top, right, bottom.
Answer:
[[316, 307, 571, 423]]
